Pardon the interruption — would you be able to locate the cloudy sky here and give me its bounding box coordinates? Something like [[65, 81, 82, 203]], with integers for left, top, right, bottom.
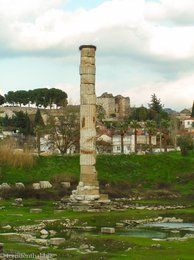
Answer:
[[0, 0, 194, 111]]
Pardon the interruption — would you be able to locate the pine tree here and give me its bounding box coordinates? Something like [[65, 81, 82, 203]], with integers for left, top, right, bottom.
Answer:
[[148, 94, 163, 113]]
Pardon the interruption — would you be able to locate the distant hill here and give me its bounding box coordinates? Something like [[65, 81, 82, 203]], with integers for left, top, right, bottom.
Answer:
[[163, 108, 177, 114]]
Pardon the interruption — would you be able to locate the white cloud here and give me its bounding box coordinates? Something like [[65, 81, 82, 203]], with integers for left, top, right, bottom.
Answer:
[[124, 74, 194, 110], [0, 0, 194, 110], [0, 0, 63, 18]]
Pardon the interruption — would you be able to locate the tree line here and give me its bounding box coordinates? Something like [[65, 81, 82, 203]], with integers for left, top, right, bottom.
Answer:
[[0, 88, 68, 108]]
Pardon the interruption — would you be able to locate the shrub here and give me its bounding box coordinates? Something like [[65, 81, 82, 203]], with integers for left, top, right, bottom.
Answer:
[[177, 135, 193, 156]]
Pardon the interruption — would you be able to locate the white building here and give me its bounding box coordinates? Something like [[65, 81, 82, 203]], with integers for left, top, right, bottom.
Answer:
[[182, 118, 194, 129], [112, 134, 156, 154], [112, 134, 134, 154]]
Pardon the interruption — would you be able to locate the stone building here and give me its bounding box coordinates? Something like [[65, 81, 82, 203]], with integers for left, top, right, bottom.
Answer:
[[97, 92, 130, 119]]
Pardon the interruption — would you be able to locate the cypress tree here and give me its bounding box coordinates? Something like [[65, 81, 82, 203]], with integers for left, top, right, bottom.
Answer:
[[191, 101, 194, 117], [34, 109, 45, 127]]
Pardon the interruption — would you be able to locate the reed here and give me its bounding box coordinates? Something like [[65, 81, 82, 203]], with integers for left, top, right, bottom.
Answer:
[[0, 140, 34, 168]]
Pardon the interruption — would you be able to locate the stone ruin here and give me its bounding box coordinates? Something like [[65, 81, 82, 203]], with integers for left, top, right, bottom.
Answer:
[[70, 45, 109, 204]]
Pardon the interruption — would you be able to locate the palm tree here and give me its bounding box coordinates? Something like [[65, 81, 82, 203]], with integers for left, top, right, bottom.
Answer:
[[111, 121, 128, 154], [145, 120, 156, 153], [130, 120, 141, 153]]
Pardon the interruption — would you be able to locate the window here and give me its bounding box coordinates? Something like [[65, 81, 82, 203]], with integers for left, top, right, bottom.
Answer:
[[117, 146, 121, 151]]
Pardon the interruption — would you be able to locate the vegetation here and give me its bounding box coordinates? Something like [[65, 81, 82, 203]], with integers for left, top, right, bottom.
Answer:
[[129, 94, 169, 123], [0, 152, 193, 196], [191, 101, 194, 117], [48, 112, 80, 154], [0, 111, 32, 135], [0, 141, 34, 168], [0, 151, 194, 258], [4, 88, 67, 108], [0, 94, 5, 106], [1, 197, 194, 259], [177, 135, 194, 156]]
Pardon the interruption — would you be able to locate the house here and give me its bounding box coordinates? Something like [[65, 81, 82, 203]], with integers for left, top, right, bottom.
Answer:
[[182, 118, 194, 129], [112, 130, 157, 154]]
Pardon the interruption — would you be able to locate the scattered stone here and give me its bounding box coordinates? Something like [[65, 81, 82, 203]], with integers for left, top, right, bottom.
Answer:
[[32, 183, 41, 190], [14, 198, 23, 207], [61, 182, 71, 188], [30, 208, 43, 213], [34, 239, 48, 246], [2, 225, 12, 230], [40, 229, 49, 236], [101, 227, 115, 234], [15, 182, 25, 189], [49, 238, 65, 245], [83, 226, 96, 231], [39, 181, 52, 189], [80, 244, 89, 250], [15, 198, 23, 204], [0, 183, 11, 190], [116, 223, 125, 228], [183, 234, 194, 239]]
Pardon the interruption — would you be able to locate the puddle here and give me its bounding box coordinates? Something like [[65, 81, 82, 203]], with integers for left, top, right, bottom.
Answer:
[[117, 228, 167, 239], [116, 222, 194, 239], [1, 223, 194, 241]]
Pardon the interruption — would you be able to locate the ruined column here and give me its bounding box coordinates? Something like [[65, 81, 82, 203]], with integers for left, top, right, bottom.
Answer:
[[70, 45, 100, 202]]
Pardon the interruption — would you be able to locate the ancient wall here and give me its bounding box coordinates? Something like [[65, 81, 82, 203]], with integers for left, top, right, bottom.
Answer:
[[97, 93, 130, 118]]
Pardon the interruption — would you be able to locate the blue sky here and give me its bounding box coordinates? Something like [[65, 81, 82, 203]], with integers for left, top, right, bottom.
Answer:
[[64, 0, 108, 10], [0, 0, 194, 110]]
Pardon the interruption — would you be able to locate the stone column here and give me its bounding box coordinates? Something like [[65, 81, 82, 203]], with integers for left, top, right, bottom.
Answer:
[[70, 45, 100, 202]]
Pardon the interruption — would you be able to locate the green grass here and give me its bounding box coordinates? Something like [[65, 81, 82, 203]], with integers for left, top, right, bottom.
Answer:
[[1, 199, 194, 259], [0, 151, 194, 259], [0, 151, 194, 195]]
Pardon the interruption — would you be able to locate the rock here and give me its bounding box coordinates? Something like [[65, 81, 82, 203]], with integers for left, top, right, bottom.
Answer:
[[32, 183, 41, 190], [183, 234, 194, 239], [116, 223, 125, 228], [80, 244, 89, 250], [30, 208, 43, 213], [39, 181, 52, 189], [15, 182, 25, 189], [2, 225, 12, 230], [83, 226, 96, 231], [15, 198, 23, 204], [40, 229, 49, 236], [49, 238, 65, 245], [0, 183, 11, 190], [101, 227, 115, 234], [61, 182, 71, 188]]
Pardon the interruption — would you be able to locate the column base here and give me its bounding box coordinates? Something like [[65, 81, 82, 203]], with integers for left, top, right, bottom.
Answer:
[[70, 181, 100, 202]]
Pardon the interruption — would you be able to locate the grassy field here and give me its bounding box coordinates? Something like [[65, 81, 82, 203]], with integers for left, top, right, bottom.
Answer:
[[0, 151, 194, 259], [1, 198, 194, 259], [0, 151, 193, 195]]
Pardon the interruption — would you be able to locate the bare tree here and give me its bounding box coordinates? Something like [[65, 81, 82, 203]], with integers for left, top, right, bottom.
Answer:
[[48, 113, 80, 155]]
